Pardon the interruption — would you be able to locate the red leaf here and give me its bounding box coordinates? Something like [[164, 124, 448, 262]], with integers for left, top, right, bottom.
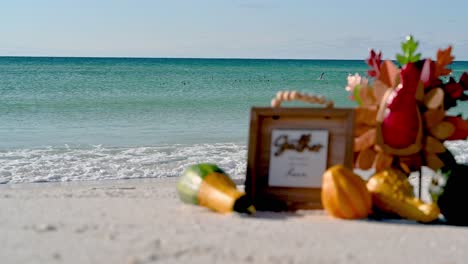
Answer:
[[446, 116, 468, 140], [459, 72, 468, 91], [444, 77, 464, 100], [366, 49, 382, 78]]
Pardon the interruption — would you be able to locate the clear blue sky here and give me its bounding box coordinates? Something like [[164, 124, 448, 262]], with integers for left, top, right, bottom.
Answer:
[[2, 0, 468, 60]]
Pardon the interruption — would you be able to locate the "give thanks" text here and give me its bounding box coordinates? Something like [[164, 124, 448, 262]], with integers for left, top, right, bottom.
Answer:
[[273, 134, 323, 156]]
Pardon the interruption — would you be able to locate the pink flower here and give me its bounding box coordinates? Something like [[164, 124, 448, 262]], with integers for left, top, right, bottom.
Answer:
[[346, 73, 368, 101]]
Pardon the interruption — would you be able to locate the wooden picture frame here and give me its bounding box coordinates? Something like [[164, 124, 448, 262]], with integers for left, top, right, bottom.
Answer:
[[245, 107, 355, 211]]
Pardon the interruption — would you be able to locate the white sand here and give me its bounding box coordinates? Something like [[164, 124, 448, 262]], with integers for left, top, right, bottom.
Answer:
[[1, 178, 467, 264]]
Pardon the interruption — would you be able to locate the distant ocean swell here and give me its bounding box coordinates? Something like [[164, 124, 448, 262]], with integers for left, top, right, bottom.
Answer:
[[1, 57, 467, 184], [0, 141, 466, 184]]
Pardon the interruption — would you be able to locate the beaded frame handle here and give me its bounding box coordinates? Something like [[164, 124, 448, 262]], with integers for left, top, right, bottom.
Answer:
[[271, 90, 334, 108]]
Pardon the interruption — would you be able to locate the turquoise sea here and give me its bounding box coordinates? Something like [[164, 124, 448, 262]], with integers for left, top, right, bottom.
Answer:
[[1, 57, 467, 183]]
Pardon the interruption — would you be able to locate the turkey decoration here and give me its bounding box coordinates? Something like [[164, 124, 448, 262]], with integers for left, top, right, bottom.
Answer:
[[347, 36, 468, 174]]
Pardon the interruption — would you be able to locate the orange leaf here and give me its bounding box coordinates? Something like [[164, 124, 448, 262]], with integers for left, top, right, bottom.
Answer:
[[423, 88, 444, 109], [359, 86, 377, 106], [429, 121, 455, 140], [426, 153, 445, 171], [379, 60, 400, 88], [425, 136, 446, 153], [355, 124, 374, 137], [354, 128, 376, 152], [355, 148, 377, 170], [355, 106, 378, 127], [373, 80, 391, 103], [423, 109, 445, 129], [435, 46, 454, 77], [373, 151, 393, 172]]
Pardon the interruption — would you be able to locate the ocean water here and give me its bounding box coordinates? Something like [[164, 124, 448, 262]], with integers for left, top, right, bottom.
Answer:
[[0, 57, 467, 183]]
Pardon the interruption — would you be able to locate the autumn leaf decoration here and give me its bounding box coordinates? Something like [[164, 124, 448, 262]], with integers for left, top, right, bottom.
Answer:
[[347, 36, 468, 173], [435, 46, 454, 77], [366, 49, 382, 77]]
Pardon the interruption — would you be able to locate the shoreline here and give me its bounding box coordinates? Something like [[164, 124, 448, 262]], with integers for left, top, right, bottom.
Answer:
[[1, 177, 467, 264]]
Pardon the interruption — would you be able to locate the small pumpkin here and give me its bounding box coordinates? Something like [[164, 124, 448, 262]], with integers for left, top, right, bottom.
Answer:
[[321, 165, 372, 219]]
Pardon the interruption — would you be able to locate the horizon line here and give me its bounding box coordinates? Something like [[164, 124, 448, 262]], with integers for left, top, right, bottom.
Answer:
[[0, 55, 366, 61], [1, 55, 468, 62]]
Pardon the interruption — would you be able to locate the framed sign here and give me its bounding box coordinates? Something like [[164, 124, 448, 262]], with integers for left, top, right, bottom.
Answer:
[[245, 107, 355, 211]]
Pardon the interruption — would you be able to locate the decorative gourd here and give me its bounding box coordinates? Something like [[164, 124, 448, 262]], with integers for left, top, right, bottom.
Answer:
[[367, 169, 440, 223], [376, 63, 423, 156], [177, 163, 255, 214], [321, 165, 372, 219]]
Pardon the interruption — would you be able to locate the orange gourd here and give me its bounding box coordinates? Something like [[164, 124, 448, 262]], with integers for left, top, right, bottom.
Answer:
[[321, 165, 372, 219]]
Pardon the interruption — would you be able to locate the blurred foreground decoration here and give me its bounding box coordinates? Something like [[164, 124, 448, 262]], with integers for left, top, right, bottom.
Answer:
[[177, 163, 255, 215], [367, 169, 440, 223], [321, 165, 372, 219], [346, 36, 468, 225]]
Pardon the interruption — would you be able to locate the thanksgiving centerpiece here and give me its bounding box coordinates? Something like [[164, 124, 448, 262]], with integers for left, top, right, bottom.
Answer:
[[176, 36, 466, 225], [324, 35, 467, 224], [349, 36, 467, 173]]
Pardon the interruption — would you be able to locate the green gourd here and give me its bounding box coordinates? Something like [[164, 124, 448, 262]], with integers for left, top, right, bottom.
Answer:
[[177, 163, 255, 214]]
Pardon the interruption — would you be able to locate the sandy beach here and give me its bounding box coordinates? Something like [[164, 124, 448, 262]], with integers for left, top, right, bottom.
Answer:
[[1, 178, 467, 264], [2, 1, 468, 263]]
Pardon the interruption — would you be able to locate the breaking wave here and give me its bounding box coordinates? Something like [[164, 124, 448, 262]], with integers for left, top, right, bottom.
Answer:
[[0, 143, 247, 184]]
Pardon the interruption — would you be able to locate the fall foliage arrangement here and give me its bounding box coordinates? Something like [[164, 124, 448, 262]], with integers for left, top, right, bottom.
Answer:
[[349, 35, 467, 172], [334, 35, 468, 224], [177, 36, 467, 226]]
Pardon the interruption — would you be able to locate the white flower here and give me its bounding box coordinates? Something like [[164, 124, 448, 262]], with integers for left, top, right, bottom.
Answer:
[[346, 73, 369, 100]]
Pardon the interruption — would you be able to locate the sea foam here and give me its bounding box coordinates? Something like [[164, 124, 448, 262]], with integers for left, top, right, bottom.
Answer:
[[0, 143, 247, 184], [0, 140, 466, 184]]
